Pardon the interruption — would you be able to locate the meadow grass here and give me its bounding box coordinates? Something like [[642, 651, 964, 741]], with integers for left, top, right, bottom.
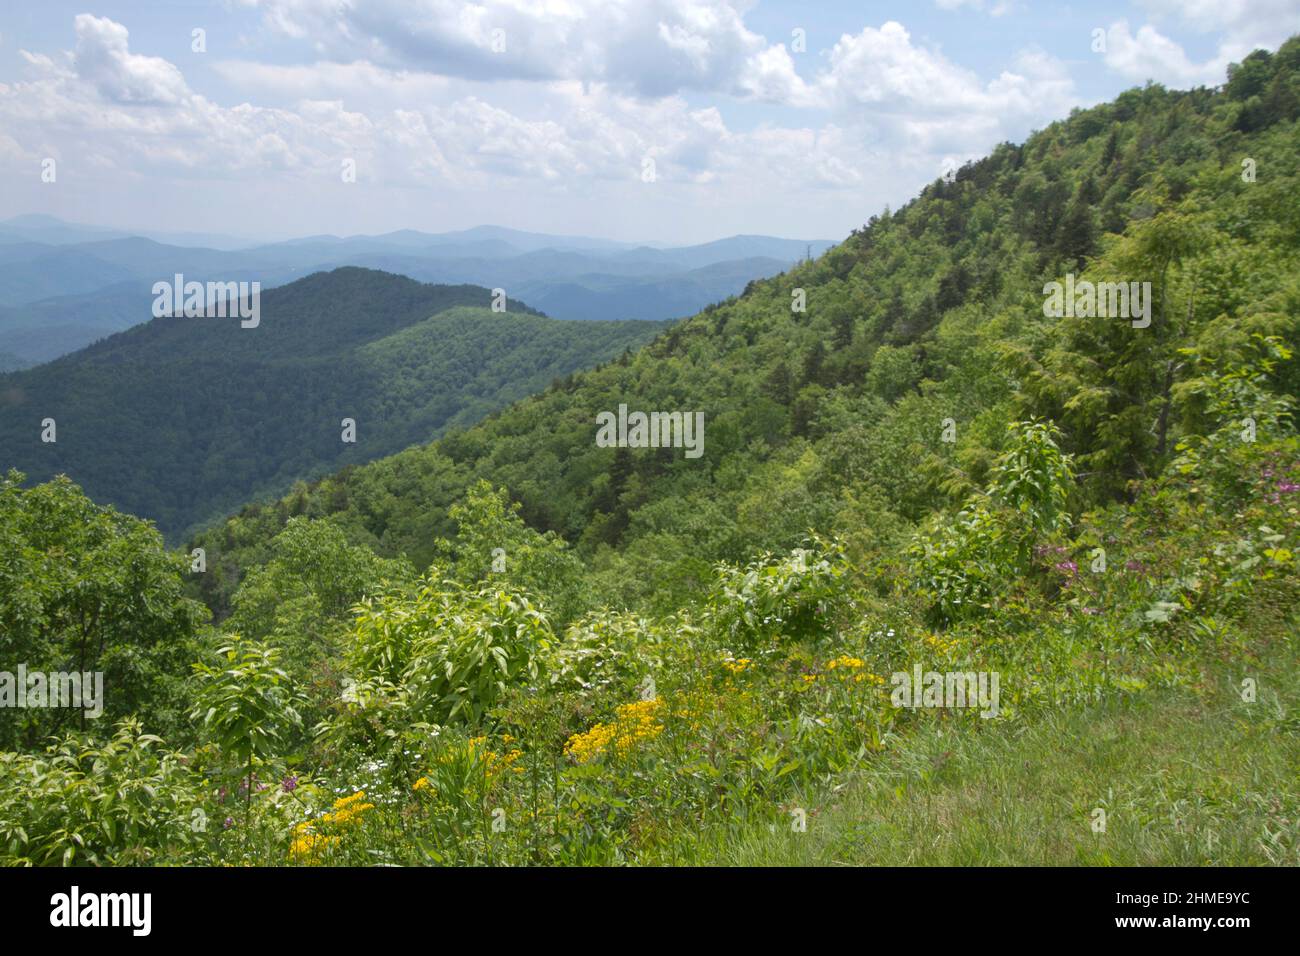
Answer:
[[667, 647, 1299, 866]]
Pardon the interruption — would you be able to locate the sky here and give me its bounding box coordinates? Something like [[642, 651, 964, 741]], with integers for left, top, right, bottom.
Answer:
[[0, 0, 1297, 245]]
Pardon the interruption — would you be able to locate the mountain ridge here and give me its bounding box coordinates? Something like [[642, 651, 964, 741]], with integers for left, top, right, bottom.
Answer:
[[0, 267, 667, 538], [0, 222, 836, 365]]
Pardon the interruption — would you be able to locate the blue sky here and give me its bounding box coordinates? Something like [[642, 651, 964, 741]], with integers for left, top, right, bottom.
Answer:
[[1, 1, 1296, 244]]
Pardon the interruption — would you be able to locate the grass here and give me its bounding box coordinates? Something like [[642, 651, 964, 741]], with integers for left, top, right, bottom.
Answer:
[[667, 645, 1299, 866]]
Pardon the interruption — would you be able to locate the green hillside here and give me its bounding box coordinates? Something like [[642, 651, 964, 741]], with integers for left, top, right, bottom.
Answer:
[[1, 41, 1297, 868], [192, 45, 1299, 618], [0, 268, 665, 539]]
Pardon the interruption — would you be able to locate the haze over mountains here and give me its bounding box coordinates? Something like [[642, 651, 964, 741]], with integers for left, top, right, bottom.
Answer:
[[0, 215, 834, 369]]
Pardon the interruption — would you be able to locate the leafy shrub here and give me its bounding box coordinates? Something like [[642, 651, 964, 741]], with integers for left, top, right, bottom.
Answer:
[[705, 539, 848, 652], [322, 574, 554, 779], [913, 420, 1074, 625], [0, 720, 204, 866]]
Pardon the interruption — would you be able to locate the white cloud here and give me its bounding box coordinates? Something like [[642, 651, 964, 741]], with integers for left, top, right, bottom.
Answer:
[[237, 0, 821, 103], [0, 10, 1100, 239], [0, 15, 850, 195], [819, 23, 1076, 152], [1138, 0, 1300, 46], [1099, 1, 1300, 88], [0, 9, 1094, 247], [72, 14, 190, 105]]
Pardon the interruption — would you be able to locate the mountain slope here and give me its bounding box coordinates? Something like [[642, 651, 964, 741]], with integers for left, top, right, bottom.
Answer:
[[188, 41, 1300, 616], [0, 268, 665, 538]]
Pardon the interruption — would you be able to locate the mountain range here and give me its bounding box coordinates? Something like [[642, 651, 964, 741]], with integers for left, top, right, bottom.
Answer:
[[0, 216, 834, 368]]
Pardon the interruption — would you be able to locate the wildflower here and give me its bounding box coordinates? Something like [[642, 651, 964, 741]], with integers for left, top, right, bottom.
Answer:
[[325, 791, 375, 827], [722, 657, 752, 674], [564, 698, 664, 763], [287, 791, 374, 864], [222, 817, 234, 830], [487, 748, 523, 777], [281, 775, 298, 793], [289, 823, 339, 863], [922, 632, 960, 655]]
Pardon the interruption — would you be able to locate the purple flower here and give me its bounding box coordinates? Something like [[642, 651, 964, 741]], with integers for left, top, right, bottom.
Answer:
[[223, 817, 235, 830], [282, 775, 298, 793]]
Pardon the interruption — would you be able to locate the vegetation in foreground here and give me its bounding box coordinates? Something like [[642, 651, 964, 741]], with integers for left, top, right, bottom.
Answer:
[[686, 646, 1299, 866], [2, 403, 1295, 865]]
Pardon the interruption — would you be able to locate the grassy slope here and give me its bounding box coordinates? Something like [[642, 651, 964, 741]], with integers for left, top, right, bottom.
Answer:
[[675, 643, 1298, 866]]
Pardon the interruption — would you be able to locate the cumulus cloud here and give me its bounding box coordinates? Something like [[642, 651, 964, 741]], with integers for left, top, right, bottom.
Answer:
[[236, 0, 821, 104], [0, 14, 850, 195], [818, 23, 1076, 152], [1098, 1, 1300, 87], [72, 14, 190, 105], [0, 9, 1096, 238], [1100, 21, 1226, 86], [1138, 0, 1300, 48]]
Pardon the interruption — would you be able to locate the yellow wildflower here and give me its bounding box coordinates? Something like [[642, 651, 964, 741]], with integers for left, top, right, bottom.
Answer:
[[287, 790, 376, 863], [564, 698, 664, 763], [485, 747, 523, 778], [289, 827, 339, 862], [325, 791, 375, 826], [923, 632, 960, 655]]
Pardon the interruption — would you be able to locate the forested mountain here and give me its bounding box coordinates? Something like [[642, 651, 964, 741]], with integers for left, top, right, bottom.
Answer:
[[0, 224, 834, 365], [0, 268, 665, 538], [191, 42, 1300, 617], [2, 40, 1297, 870]]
